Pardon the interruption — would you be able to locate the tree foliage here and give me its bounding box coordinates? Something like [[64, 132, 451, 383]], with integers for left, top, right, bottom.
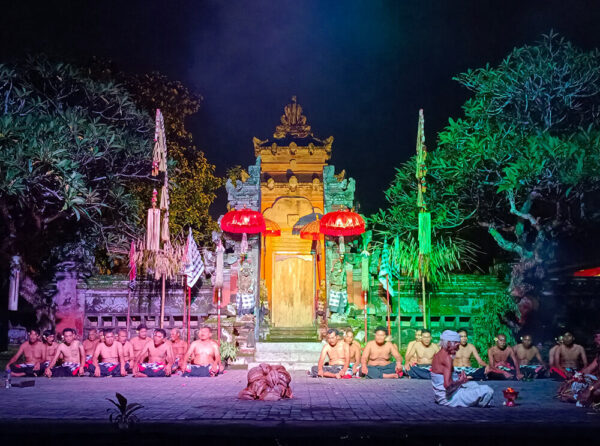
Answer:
[[0, 56, 152, 291]]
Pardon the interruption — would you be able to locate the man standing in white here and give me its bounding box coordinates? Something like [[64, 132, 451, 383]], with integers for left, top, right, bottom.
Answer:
[[430, 330, 494, 407]]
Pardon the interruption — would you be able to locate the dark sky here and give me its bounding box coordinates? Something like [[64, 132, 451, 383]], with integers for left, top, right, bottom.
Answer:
[[2, 0, 600, 216]]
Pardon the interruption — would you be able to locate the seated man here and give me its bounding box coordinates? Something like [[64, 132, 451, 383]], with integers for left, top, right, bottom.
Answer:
[[180, 327, 221, 377], [486, 334, 523, 380], [431, 330, 494, 407], [82, 328, 100, 372], [361, 326, 403, 379], [514, 334, 547, 379], [404, 328, 422, 367], [44, 328, 86, 377], [40, 330, 59, 375], [168, 328, 188, 372], [116, 329, 134, 372], [405, 329, 439, 379], [453, 328, 488, 380], [130, 324, 151, 363], [549, 335, 564, 369], [343, 329, 362, 376], [557, 329, 600, 407], [550, 331, 587, 380], [133, 328, 174, 377], [89, 329, 127, 377], [5, 328, 45, 377], [309, 329, 350, 378]]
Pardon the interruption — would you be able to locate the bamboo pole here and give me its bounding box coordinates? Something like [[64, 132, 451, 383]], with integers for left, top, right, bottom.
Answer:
[[187, 284, 192, 344], [397, 278, 401, 349], [217, 287, 222, 345], [126, 287, 131, 335], [363, 290, 368, 343], [160, 274, 166, 328], [421, 275, 427, 329]]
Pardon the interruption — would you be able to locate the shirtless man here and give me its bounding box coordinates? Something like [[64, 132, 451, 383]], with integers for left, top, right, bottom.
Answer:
[[514, 334, 547, 379], [486, 333, 523, 380], [169, 328, 188, 372], [344, 329, 362, 376], [310, 329, 350, 378], [361, 326, 403, 379], [89, 330, 126, 377], [5, 328, 45, 377], [431, 330, 494, 407], [549, 335, 564, 368], [405, 329, 440, 379], [82, 328, 100, 359], [550, 331, 587, 380], [134, 328, 174, 377], [404, 329, 422, 367], [40, 330, 59, 375], [44, 328, 86, 377], [453, 329, 487, 380], [180, 327, 221, 377], [117, 329, 134, 370], [130, 324, 151, 363]]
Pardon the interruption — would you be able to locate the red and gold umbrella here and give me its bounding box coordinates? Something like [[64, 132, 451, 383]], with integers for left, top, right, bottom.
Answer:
[[264, 218, 281, 237], [320, 209, 365, 257], [220, 208, 266, 234]]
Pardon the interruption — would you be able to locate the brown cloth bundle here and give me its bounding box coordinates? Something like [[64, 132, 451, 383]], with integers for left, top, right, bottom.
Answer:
[[238, 363, 293, 401]]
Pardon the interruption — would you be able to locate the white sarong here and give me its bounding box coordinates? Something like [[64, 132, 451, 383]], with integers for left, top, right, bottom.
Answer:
[[431, 372, 494, 407]]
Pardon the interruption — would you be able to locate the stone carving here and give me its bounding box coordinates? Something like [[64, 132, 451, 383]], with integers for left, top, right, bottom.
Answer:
[[328, 259, 348, 314], [237, 260, 256, 315], [226, 157, 261, 210], [274, 96, 312, 139], [323, 165, 356, 213], [288, 175, 298, 192]]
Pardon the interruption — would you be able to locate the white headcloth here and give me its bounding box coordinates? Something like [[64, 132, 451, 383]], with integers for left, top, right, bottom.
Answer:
[[440, 330, 461, 342]]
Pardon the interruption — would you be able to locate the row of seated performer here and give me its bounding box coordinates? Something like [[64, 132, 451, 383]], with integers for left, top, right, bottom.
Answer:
[[5, 325, 222, 378], [310, 326, 594, 382]]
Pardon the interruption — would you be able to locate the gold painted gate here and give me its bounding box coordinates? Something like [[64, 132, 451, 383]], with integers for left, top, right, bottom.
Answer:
[[271, 254, 314, 327]]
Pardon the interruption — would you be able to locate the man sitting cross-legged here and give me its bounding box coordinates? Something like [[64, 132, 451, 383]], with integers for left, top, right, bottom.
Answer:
[[404, 328, 422, 368], [514, 334, 547, 379], [405, 329, 439, 379], [550, 331, 588, 380], [44, 328, 86, 377], [82, 328, 100, 370], [344, 329, 362, 376], [5, 328, 45, 377], [431, 330, 494, 407], [133, 328, 174, 377], [180, 327, 222, 377], [88, 329, 127, 377], [549, 335, 564, 369], [486, 333, 523, 380], [452, 328, 488, 380], [309, 329, 350, 378], [40, 330, 59, 375], [130, 324, 151, 363], [116, 329, 134, 373], [361, 326, 403, 379], [169, 328, 188, 373]]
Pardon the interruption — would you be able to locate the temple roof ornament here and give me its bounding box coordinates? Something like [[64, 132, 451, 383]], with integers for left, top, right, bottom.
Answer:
[[274, 96, 311, 139]]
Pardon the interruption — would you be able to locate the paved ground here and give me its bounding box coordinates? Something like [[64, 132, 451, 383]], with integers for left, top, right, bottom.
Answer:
[[1, 370, 599, 444]]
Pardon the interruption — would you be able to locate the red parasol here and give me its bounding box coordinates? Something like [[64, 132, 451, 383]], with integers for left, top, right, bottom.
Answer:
[[220, 208, 266, 234], [263, 218, 281, 237], [319, 209, 365, 237], [300, 218, 322, 240]]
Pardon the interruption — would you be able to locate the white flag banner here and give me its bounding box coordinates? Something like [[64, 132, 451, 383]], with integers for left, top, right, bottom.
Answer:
[[184, 229, 204, 287]]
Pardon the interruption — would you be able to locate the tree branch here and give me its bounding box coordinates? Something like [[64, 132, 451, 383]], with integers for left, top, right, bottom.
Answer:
[[507, 191, 540, 230], [488, 226, 533, 259]]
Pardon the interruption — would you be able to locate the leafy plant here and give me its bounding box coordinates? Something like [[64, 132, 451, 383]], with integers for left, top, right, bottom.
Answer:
[[106, 392, 143, 431], [471, 291, 519, 355], [219, 341, 239, 362]]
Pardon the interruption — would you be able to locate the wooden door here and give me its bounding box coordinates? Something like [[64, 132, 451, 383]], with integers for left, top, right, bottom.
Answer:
[[271, 254, 314, 327]]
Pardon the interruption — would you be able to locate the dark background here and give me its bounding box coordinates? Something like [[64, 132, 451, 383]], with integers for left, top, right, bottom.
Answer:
[[2, 0, 600, 216]]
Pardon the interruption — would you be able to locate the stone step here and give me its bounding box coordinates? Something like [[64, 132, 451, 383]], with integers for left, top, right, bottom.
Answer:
[[254, 341, 322, 363], [267, 327, 319, 342], [247, 362, 315, 372]]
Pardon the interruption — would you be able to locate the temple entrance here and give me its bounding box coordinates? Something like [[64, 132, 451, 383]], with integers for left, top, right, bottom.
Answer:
[[271, 254, 314, 327]]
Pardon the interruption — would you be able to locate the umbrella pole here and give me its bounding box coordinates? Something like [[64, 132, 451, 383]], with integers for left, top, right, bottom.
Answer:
[[160, 274, 166, 329], [421, 275, 427, 329], [187, 284, 192, 344], [363, 290, 368, 343], [183, 279, 188, 344], [217, 287, 222, 346], [397, 278, 402, 349], [386, 275, 391, 336], [126, 286, 131, 335]]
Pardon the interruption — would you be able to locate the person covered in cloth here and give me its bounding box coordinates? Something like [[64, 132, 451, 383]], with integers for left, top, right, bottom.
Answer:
[[133, 328, 175, 377], [431, 330, 494, 407], [309, 329, 350, 378], [44, 328, 86, 377], [5, 328, 46, 377], [361, 326, 403, 379]]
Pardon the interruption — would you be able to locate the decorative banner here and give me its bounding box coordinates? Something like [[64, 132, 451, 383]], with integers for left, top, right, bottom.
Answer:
[[184, 228, 204, 288], [418, 212, 431, 255], [152, 109, 167, 176], [215, 239, 225, 289], [8, 255, 20, 311], [128, 241, 137, 282]]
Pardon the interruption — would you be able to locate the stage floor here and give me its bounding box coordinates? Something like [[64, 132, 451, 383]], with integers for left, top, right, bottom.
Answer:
[[1, 370, 598, 444]]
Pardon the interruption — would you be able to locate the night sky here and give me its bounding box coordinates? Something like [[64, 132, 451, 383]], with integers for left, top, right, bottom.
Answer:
[[2, 0, 600, 216]]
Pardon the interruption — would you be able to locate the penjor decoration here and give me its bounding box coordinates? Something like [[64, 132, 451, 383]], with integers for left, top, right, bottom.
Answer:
[[416, 109, 431, 328]]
